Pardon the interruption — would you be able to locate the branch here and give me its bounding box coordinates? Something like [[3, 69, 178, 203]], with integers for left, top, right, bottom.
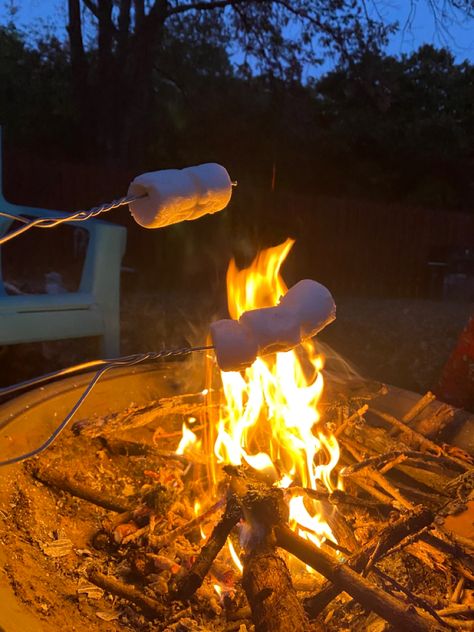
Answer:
[[118, 0, 132, 59], [276, 525, 443, 632], [81, 0, 118, 37], [81, 0, 100, 20], [67, 0, 89, 99], [67, 0, 86, 62], [167, 0, 254, 17], [134, 0, 145, 28]]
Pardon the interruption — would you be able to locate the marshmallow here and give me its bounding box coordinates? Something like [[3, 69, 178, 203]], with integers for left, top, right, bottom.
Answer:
[[211, 279, 336, 371], [239, 305, 300, 355], [128, 163, 232, 229], [280, 279, 336, 338], [209, 318, 258, 373]]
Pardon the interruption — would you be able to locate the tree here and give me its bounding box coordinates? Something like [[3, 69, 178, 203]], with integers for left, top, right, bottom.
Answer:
[[66, 0, 393, 166], [312, 44, 474, 207], [0, 24, 73, 155]]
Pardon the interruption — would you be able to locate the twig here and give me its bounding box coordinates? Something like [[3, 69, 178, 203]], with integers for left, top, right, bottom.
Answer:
[[371, 409, 471, 471], [87, 567, 165, 619], [451, 578, 465, 603], [349, 476, 396, 505], [346, 425, 454, 493], [122, 524, 153, 545], [342, 451, 458, 476], [356, 467, 414, 509], [412, 405, 455, 439], [32, 465, 132, 513], [437, 605, 474, 617], [335, 405, 368, 437], [373, 567, 447, 627], [383, 526, 431, 559], [290, 486, 393, 510], [156, 607, 192, 631], [150, 498, 225, 549], [403, 392, 437, 423]]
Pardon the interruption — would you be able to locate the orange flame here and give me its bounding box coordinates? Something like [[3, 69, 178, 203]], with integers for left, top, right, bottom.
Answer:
[[178, 239, 340, 563]]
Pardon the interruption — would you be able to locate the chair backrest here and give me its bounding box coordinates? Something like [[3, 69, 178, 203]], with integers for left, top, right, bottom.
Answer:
[[0, 126, 127, 302]]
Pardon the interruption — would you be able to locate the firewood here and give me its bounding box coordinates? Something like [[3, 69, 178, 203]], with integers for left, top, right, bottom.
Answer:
[[451, 577, 466, 603], [346, 427, 454, 494], [403, 392, 438, 424], [298, 486, 393, 511], [411, 405, 456, 439], [32, 464, 133, 513], [242, 546, 312, 632], [87, 566, 166, 619], [371, 408, 472, 471], [335, 404, 369, 437], [275, 525, 446, 632], [236, 472, 312, 632], [150, 497, 225, 548], [304, 506, 434, 617], [173, 495, 242, 600], [373, 567, 448, 626]]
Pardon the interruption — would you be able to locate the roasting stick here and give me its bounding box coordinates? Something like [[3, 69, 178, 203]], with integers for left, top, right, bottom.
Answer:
[[0, 163, 235, 246], [0, 193, 144, 246], [0, 345, 213, 467]]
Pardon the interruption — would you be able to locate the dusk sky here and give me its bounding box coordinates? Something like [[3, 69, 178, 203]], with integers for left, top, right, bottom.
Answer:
[[1, 0, 473, 70]]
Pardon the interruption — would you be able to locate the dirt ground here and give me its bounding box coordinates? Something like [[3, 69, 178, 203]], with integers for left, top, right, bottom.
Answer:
[[1, 293, 472, 401]]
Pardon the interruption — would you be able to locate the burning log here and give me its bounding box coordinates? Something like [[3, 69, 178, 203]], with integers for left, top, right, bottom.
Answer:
[[242, 548, 312, 632], [237, 473, 312, 632]]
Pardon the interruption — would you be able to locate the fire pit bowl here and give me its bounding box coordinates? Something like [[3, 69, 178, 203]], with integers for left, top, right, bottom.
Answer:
[[0, 362, 473, 632], [0, 362, 199, 632]]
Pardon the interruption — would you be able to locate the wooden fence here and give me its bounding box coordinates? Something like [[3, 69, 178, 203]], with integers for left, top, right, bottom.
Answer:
[[2, 147, 474, 299]]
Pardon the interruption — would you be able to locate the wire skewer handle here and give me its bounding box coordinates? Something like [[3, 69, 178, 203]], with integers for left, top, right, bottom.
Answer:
[[0, 344, 214, 467], [0, 193, 145, 246]]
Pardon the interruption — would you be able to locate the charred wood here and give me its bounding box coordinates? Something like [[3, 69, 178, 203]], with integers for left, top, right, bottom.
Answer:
[[173, 495, 241, 600]]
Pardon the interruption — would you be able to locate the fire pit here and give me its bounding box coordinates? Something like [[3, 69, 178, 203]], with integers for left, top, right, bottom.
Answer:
[[1, 241, 473, 632]]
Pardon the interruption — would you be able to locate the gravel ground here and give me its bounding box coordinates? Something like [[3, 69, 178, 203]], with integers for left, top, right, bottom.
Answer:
[[1, 293, 472, 398]]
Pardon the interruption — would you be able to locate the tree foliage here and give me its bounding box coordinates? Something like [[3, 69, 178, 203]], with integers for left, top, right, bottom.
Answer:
[[65, 0, 393, 164], [0, 2, 473, 209]]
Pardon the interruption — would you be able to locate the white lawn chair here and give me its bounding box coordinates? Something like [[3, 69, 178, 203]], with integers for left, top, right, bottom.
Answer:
[[0, 128, 127, 357]]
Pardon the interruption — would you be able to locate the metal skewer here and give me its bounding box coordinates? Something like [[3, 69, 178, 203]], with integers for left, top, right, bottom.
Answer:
[[0, 193, 145, 246], [0, 344, 214, 467], [0, 181, 237, 246]]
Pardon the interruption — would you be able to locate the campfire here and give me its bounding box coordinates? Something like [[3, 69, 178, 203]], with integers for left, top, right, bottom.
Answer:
[[1, 240, 473, 632]]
